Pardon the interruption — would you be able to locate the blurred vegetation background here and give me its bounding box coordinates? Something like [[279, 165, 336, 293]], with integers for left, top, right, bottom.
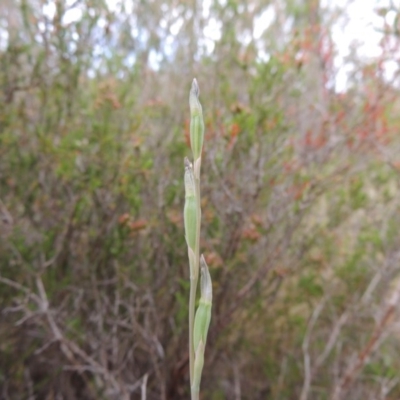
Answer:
[[1, 0, 400, 399]]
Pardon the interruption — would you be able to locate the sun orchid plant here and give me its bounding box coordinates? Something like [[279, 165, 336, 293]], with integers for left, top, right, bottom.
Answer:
[[184, 79, 213, 400]]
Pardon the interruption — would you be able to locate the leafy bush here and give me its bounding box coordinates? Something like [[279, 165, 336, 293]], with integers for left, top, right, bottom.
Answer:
[[1, 1, 400, 399]]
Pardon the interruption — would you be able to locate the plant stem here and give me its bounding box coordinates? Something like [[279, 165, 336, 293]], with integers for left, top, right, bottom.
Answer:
[[189, 168, 202, 395], [189, 274, 197, 385], [191, 387, 200, 400]]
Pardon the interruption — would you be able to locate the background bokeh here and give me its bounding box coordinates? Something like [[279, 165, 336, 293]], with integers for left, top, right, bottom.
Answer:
[[1, 1, 400, 399]]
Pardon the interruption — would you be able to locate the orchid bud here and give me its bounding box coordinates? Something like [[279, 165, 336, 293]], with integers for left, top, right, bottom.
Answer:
[[189, 79, 204, 163]]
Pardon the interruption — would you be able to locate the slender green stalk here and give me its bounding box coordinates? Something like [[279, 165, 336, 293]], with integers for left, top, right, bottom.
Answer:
[[191, 256, 212, 399], [189, 270, 197, 385], [191, 169, 201, 381], [184, 157, 197, 384], [184, 79, 211, 399]]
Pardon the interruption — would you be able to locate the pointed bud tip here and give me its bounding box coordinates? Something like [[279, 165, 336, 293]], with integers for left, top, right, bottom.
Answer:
[[184, 157, 192, 169], [200, 254, 212, 302], [192, 78, 200, 98]]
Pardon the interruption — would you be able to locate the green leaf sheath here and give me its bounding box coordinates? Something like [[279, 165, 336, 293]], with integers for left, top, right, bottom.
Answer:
[[184, 159, 197, 251], [184, 195, 197, 251], [192, 340, 205, 398], [194, 256, 212, 351], [193, 298, 212, 353]]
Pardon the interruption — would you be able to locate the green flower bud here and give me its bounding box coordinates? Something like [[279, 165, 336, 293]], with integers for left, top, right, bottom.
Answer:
[[184, 158, 197, 251], [189, 79, 204, 162], [200, 255, 212, 303]]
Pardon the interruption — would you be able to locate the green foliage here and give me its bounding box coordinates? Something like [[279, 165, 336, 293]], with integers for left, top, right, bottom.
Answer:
[[298, 272, 324, 298]]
